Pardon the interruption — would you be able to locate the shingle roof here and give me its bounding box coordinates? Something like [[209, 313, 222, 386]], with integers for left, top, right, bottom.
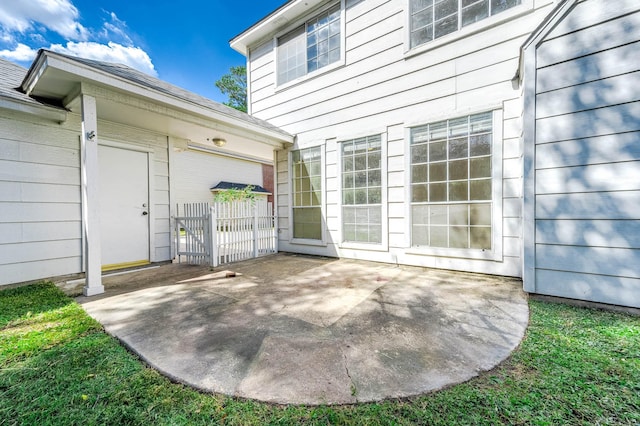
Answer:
[[0, 58, 63, 110], [210, 181, 271, 194], [42, 50, 291, 138]]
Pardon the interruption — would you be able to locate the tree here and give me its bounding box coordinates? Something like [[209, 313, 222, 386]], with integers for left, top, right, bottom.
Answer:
[[215, 65, 247, 113]]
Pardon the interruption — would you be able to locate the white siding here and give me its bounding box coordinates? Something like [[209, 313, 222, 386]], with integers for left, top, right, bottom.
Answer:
[[531, 0, 640, 307], [249, 0, 555, 276], [172, 149, 265, 206], [0, 110, 83, 285]]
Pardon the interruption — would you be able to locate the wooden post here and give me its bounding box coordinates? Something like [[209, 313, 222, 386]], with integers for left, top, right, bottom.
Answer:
[[81, 94, 104, 296]]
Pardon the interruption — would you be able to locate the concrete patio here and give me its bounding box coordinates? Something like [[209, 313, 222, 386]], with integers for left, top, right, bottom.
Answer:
[[78, 253, 529, 405]]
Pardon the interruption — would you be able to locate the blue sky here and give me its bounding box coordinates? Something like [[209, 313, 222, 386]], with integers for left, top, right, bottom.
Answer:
[[0, 0, 285, 103]]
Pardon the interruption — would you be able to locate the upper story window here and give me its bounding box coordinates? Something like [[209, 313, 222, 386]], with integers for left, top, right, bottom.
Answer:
[[277, 3, 342, 85], [409, 0, 522, 49]]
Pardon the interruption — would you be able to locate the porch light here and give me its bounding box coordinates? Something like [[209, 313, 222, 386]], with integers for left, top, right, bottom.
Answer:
[[208, 137, 227, 147]]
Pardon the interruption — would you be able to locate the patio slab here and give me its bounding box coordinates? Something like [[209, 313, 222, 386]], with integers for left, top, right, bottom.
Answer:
[[78, 253, 529, 405]]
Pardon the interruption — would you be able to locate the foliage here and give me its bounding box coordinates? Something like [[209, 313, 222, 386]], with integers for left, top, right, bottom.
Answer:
[[1, 283, 639, 425], [215, 65, 247, 113], [213, 184, 256, 203]]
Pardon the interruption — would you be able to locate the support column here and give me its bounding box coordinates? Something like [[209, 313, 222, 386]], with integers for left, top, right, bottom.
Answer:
[[81, 94, 104, 296]]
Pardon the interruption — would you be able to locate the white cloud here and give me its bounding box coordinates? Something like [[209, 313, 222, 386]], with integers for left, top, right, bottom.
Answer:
[[50, 41, 157, 76], [0, 0, 89, 40], [100, 12, 133, 46], [0, 42, 38, 61]]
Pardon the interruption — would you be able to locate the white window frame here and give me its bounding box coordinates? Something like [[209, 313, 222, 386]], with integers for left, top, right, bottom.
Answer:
[[289, 144, 327, 246], [404, 108, 503, 261], [404, 0, 533, 57], [337, 132, 389, 252], [275, 0, 346, 90]]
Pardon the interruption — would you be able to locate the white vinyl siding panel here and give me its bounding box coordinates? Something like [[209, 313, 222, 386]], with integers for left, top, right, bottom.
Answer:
[[0, 111, 83, 285], [530, 0, 640, 308]]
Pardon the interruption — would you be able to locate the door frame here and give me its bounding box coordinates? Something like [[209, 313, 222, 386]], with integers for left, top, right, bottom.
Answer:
[[82, 139, 156, 271]]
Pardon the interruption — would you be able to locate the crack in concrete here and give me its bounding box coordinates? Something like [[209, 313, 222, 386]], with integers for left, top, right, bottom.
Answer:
[[341, 348, 358, 403]]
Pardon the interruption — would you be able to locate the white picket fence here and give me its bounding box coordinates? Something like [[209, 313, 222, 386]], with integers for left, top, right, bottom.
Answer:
[[175, 200, 276, 267]]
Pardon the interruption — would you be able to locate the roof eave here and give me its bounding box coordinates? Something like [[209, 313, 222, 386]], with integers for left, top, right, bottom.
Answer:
[[27, 50, 294, 146], [230, 0, 327, 55], [0, 96, 67, 122]]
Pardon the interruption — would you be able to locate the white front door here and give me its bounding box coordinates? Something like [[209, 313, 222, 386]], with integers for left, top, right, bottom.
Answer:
[[99, 145, 150, 270]]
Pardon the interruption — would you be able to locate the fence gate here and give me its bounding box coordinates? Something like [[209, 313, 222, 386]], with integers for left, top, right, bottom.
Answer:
[[175, 202, 211, 265], [175, 200, 276, 267]]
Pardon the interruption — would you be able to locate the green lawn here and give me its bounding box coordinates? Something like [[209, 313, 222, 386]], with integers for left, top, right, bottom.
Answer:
[[1, 283, 638, 425]]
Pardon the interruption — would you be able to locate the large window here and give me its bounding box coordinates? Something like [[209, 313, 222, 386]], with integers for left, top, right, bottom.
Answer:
[[277, 3, 341, 85], [411, 112, 492, 250], [292, 147, 323, 240], [341, 135, 382, 244], [409, 0, 521, 48]]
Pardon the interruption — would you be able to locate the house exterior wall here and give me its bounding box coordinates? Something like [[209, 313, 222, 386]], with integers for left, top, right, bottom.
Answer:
[[0, 109, 83, 285], [0, 109, 174, 286], [247, 0, 555, 276], [525, 0, 640, 307], [171, 147, 265, 207]]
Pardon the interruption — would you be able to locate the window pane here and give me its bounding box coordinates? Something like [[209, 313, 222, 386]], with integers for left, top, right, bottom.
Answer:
[[434, 0, 458, 20], [470, 157, 491, 178], [449, 137, 468, 159], [470, 203, 491, 226], [368, 170, 382, 187], [491, 0, 521, 14], [343, 189, 354, 204], [354, 154, 367, 170], [343, 156, 353, 172], [412, 145, 429, 163], [429, 162, 447, 182], [470, 179, 491, 200], [449, 181, 468, 201], [412, 184, 428, 202], [430, 226, 447, 247], [470, 227, 491, 249], [434, 13, 458, 39], [277, 26, 306, 85], [355, 188, 367, 204], [343, 172, 354, 189], [430, 182, 447, 201], [462, 0, 489, 27], [355, 171, 367, 187], [293, 207, 322, 240], [413, 225, 429, 245], [429, 141, 446, 161], [430, 205, 447, 225], [412, 205, 429, 225], [412, 164, 428, 183], [450, 226, 469, 248], [368, 187, 382, 204], [449, 159, 468, 180], [449, 204, 469, 226], [470, 133, 491, 156]]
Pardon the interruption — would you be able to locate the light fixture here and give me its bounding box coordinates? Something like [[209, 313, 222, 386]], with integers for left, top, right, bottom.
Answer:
[[208, 137, 227, 147]]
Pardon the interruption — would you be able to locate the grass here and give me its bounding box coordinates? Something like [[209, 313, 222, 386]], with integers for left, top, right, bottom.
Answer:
[[1, 283, 639, 425]]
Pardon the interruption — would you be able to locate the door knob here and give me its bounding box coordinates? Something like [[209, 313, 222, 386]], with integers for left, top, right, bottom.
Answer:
[[142, 211, 148, 216]]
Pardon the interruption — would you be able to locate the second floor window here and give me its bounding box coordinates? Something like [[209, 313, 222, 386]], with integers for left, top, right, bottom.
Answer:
[[277, 3, 341, 85], [410, 0, 522, 49]]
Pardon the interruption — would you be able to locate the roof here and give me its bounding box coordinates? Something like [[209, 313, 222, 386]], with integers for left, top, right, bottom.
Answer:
[[0, 58, 66, 114], [210, 181, 271, 194], [30, 50, 291, 139]]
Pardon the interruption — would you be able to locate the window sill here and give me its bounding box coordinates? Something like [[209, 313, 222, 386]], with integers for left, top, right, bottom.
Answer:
[[275, 60, 345, 92], [406, 246, 502, 261], [290, 238, 328, 247], [339, 241, 388, 252], [404, 4, 534, 60]]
